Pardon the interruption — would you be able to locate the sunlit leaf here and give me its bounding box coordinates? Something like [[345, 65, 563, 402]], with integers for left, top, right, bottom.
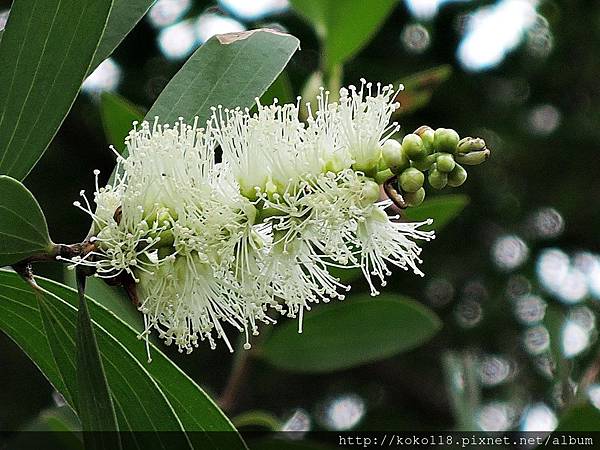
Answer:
[[261, 295, 441, 372], [146, 29, 299, 126]]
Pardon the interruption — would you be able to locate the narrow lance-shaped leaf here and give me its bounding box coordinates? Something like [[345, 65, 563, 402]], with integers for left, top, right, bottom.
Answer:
[[0, 271, 247, 450], [0, 0, 113, 180], [261, 295, 441, 373], [75, 271, 121, 449], [89, 0, 155, 74], [0, 175, 53, 267]]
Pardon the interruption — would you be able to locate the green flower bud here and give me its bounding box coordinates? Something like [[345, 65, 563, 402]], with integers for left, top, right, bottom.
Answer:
[[402, 133, 427, 161], [399, 167, 425, 193], [434, 128, 460, 153], [381, 139, 410, 173], [374, 168, 394, 185], [411, 153, 438, 171], [404, 187, 425, 207], [447, 163, 467, 187], [455, 149, 490, 165], [457, 137, 486, 154], [428, 165, 448, 190], [360, 179, 381, 206], [436, 153, 456, 173], [415, 125, 435, 154]]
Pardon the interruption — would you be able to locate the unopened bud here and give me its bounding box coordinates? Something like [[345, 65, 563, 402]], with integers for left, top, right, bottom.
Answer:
[[457, 137, 486, 154], [381, 139, 410, 173], [360, 179, 381, 206], [447, 163, 467, 187], [404, 187, 425, 207], [399, 167, 425, 193], [434, 128, 460, 153], [411, 153, 438, 171], [455, 149, 490, 165], [374, 168, 394, 185], [436, 153, 456, 173], [402, 133, 427, 161], [415, 125, 435, 154], [428, 165, 448, 190]]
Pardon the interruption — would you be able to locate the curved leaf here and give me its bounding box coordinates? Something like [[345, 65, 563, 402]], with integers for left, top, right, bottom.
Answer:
[[0, 0, 113, 180], [146, 29, 299, 126], [90, 0, 155, 73], [0, 175, 52, 267], [0, 270, 246, 450], [75, 274, 121, 449], [261, 295, 441, 372]]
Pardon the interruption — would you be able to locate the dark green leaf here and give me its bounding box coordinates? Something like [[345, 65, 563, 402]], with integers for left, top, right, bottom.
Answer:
[[404, 194, 470, 232], [250, 438, 333, 450], [261, 295, 441, 372], [146, 29, 299, 126], [290, 0, 396, 70], [100, 92, 144, 154], [0, 270, 246, 449], [90, 0, 155, 73], [75, 273, 121, 449], [0, 175, 53, 267], [0, 0, 113, 180], [396, 65, 453, 116], [557, 403, 600, 431]]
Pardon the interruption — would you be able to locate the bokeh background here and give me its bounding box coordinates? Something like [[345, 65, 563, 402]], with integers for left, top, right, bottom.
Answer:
[[1, 0, 600, 438]]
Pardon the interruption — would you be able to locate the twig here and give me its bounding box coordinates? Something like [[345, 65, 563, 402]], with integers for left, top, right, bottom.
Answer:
[[218, 344, 254, 412]]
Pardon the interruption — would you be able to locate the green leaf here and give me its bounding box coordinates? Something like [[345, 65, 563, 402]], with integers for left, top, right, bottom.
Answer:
[[0, 0, 113, 180], [404, 194, 470, 232], [90, 0, 155, 73], [100, 92, 144, 154], [290, 0, 396, 70], [557, 403, 600, 431], [396, 65, 453, 116], [146, 29, 299, 126], [0, 175, 53, 267], [261, 295, 441, 372], [75, 274, 121, 449], [0, 270, 246, 449]]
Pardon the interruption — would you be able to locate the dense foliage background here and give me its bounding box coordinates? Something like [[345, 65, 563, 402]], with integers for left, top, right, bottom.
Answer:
[[1, 0, 600, 441]]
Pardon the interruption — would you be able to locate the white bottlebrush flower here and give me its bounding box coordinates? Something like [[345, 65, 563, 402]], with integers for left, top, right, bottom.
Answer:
[[67, 80, 440, 355], [335, 79, 402, 172], [212, 100, 307, 199]]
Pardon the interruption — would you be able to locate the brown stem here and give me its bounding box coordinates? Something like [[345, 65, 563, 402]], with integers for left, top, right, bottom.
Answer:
[[218, 345, 254, 412], [383, 175, 408, 210], [578, 346, 600, 401]]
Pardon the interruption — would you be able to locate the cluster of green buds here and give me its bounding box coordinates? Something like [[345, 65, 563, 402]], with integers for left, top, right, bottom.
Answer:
[[375, 126, 490, 207]]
